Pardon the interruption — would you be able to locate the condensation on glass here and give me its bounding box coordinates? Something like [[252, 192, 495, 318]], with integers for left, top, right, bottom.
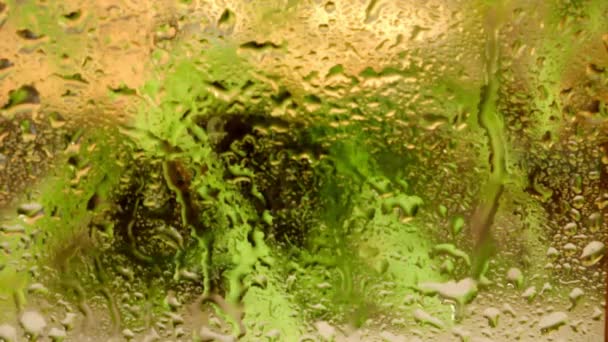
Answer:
[[0, 0, 606, 341]]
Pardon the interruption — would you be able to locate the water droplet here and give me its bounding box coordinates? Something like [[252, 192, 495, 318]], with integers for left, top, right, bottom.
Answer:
[[570, 174, 582, 194], [122, 329, 135, 339], [314, 321, 336, 340], [451, 216, 465, 235], [0, 324, 17, 342], [568, 288, 584, 310], [417, 278, 478, 306], [20, 311, 46, 337], [580, 241, 604, 266], [165, 293, 181, 309], [539, 311, 568, 332], [483, 307, 500, 327], [502, 303, 517, 317], [141, 328, 160, 342], [540, 282, 552, 295], [506, 267, 523, 288], [569, 208, 581, 221], [16, 29, 44, 40], [49, 327, 67, 341], [562, 222, 577, 236], [563, 243, 577, 256], [452, 326, 471, 341], [3, 85, 39, 109], [17, 202, 43, 217], [587, 212, 602, 232], [522, 286, 536, 302], [217, 9, 236, 32], [571, 195, 585, 209], [431, 244, 471, 266], [199, 327, 236, 342], [61, 313, 77, 331], [27, 283, 48, 294], [0, 58, 12, 70], [546, 247, 559, 258], [154, 23, 176, 42], [0, 224, 25, 233], [413, 309, 444, 329], [63, 10, 82, 21], [440, 259, 454, 274]]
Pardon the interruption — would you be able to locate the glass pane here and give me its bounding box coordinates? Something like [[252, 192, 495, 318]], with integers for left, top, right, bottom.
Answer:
[[0, 0, 606, 341]]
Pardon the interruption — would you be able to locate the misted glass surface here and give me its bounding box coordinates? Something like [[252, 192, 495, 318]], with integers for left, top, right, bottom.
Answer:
[[0, 0, 606, 341]]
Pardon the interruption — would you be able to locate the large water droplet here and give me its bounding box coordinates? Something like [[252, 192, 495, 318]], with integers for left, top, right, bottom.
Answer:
[[413, 309, 445, 329], [0, 324, 17, 342], [20, 311, 46, 336], [417, 278, 478, 306], [506, 267, 523, 288], [538, 311, 568, 333], [580, 241, 604, 266], [482, 307, 500, 327]]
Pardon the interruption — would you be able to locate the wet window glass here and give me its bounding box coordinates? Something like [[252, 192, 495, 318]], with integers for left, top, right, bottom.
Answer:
[[0, 0, 606, 341]]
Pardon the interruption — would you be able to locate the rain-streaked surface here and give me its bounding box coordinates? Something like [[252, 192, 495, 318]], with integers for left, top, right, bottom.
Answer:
[[0, 0, 607, 341]]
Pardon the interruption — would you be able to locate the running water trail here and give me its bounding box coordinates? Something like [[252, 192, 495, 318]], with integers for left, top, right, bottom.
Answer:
[[471, 5, 508, 278]]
